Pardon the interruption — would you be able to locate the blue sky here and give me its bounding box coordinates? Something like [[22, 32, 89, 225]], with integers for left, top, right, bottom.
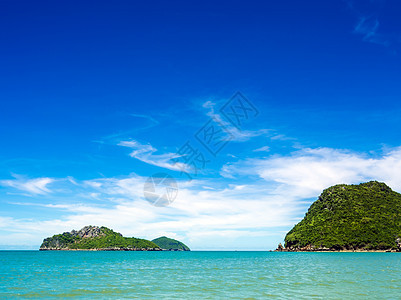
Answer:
[[1, 0, 401, 250]]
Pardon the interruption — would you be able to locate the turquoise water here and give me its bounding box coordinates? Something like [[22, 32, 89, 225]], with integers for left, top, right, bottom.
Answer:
[[1, 251, 400, 299]]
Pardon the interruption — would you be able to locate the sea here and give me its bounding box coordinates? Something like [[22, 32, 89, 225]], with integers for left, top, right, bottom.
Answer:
[[0, 251, 400, 299]]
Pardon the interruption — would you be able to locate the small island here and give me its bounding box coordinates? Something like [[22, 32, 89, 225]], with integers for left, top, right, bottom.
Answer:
[[40, 226, 190, 251], [276, 181, 401, 252], [152, 236, 190, 251]]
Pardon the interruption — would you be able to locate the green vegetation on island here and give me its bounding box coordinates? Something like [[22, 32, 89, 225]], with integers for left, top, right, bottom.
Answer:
[[280, 181, 401, 252], [40, 226, 161, 251], [152, 236, 190, 251]]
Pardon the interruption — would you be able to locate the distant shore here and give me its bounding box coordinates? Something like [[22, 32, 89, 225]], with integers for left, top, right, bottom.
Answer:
[[275, 242, 401, 252], [274, 249, 400, 253], [39, 248, 187, 251]]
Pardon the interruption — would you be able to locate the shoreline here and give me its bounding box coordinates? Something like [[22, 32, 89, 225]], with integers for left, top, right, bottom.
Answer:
[[39, 248, 188, 251], [275, 249, 400, 253], [275, 243, 401, 252], [40, 248, 161, 251]]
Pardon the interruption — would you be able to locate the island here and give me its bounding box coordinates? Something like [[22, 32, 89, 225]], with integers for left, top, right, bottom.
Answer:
[[276, 181, 401, 252], [40, 226, 190, 251], [152, 236, 190, 251]]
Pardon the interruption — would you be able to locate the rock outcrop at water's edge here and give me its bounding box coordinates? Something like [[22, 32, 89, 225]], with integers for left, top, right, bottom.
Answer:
[[276, 181, 401, 252]]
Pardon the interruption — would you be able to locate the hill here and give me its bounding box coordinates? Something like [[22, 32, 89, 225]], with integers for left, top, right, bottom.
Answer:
[[40, 226, 161, 251], [281, 181, 401, 252], [152, 236, 190, 251]]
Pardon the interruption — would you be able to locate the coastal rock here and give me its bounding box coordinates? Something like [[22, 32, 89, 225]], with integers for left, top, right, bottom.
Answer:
[[275, 243, 285, 252], [396, 238, 401, 251]]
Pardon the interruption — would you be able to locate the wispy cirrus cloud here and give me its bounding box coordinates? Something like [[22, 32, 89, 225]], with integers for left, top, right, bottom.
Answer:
[[118, 140, 188, 172], [346, 0, 399, 48], [94, 113, 160, 145], [0, 175, 55, 195], [130, 113, 159, 128], [354, 16, 389, 46], [202, 100, 270, 142], [253, 145, 270, 152]]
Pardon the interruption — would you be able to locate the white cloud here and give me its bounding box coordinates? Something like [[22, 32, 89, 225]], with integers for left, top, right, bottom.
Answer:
[[348, 1, 397, 48], [270, 134, 295, 141], [0, 173, 303, 250], [354, 16, 383, 44], [118, 140, 189, 172], [3, 146, 401, 250], [0, 175, 54, 195], [253, 145, 270, 152], [202, 100, 270, 142], [221, 146, 401, 198]]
